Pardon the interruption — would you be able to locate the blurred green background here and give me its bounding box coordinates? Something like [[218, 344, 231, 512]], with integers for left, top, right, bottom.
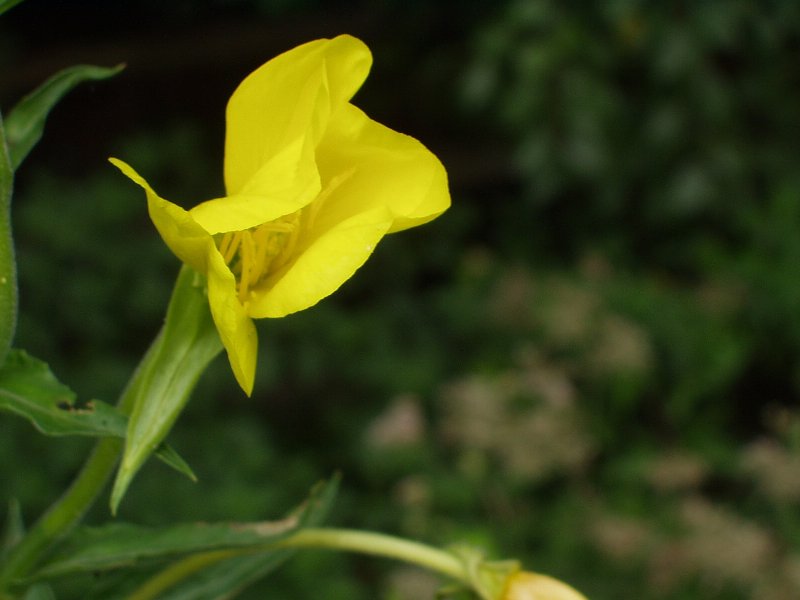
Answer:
[[3, 1, 800, 598]]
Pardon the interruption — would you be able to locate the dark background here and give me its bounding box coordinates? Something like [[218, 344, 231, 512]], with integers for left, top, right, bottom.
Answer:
[[3, 1, 800, 598]]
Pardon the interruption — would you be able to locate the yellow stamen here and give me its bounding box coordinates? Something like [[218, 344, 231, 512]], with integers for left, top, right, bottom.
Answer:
[[238, 231, 256, 302], [220, 230, 242, 264], [218, 215, 300, 304], [217, 169, 357, 304]]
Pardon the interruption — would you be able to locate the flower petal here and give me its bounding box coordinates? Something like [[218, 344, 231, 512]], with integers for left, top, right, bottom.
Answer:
[[110, 159, 257, 395], [109, 158, 211, 273], [246, 206, 393, 318], [315, 104, 450, 233], [206, 246, 258, 395], [225, 34, 372, 195], [190, 135, 321, 235]]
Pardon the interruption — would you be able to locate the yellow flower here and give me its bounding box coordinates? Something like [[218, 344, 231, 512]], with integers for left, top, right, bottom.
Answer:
[[111, 35, 449, 395], [502, 571, 588, 600]]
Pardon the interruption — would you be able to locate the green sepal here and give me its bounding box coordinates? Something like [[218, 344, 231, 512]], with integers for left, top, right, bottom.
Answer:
[[29, 476, 338, 587], [110, 265, 223, 514], [449, 546, 520, 600], [0, 349, 196, 482], [0, 114, 16, 366], [4, 64, 124, 170]]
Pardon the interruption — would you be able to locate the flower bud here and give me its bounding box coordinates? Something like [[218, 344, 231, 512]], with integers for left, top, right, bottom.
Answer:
[[502, 571, 587, 600]]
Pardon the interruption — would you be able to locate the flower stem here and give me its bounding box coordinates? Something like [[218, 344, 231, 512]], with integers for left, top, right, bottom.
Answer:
[[126, 549, 240, 600], [126, 527, 469, 600], [274, 528, 468, 582], [0, 437, 121, 588], [0, 266, 215, 591], [0, 332, 155, 589], [0, 115, 17, 365]]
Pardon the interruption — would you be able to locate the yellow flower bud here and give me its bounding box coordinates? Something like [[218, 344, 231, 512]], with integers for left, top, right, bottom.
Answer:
[[503, 571, 588, 600]]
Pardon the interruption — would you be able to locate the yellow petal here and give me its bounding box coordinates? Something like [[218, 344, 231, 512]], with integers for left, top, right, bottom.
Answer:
[[109, 158, 211, 274], [224, 35, 372, 195], [316, 104, 450, 233], [205, 247, 258, 395], [246, 206, 393, 318], [503, 572, 587, 600], [190, 136, 321, 234]]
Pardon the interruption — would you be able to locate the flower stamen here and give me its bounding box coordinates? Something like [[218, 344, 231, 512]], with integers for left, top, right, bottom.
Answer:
[[218, 215, 300, 303], [217, 168, 357, 304]]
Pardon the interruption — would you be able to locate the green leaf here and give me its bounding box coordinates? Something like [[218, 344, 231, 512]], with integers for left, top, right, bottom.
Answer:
[[36, 521, 296, 578], [0, 350, 119, 437], [110, 266, 223, 514], [0, 350, 195, 481], [0, 0, 26, 17], [4, 64, 124, 170], [1, 500, 24, 561], [154, 476, 339, 600], [32, 476, 339, 583], [153, 550, 287, 600], [0, 114, 16, 365], [154, 444, 197, 484], [21, 584, 55, 600], [0, 64, 123, 361]]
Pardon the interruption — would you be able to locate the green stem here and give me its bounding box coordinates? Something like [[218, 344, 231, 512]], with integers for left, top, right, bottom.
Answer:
[[126, 549, 239, 600], [126, 528, 469, 600], [0, 437, 121, 587], [0, 265, 215, 590], [275, 528, 467, 582], [0, 332, 156, 589], [0, 114, 18, 365]]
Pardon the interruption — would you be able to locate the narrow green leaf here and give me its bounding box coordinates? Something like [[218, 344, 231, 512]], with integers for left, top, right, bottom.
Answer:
[[21, 583, 55, 600], [5, 63, 124, 170], [154, 444, 197, 483], [0, 0, 26, 17], [1, 500, 24, 560], [149, 550, 286, 600], [111, 266, 223, 513], [0, 349, 195, 480], [35, 520, 297, 578], [33, 477, 338, 582], [154, 476, 339, 600], [0, 114, 17, 365]]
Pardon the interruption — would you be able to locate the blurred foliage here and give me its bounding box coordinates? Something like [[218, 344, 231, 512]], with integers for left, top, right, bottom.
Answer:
[[461, 0, 800, 263], [3, 1, 800, 599]]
